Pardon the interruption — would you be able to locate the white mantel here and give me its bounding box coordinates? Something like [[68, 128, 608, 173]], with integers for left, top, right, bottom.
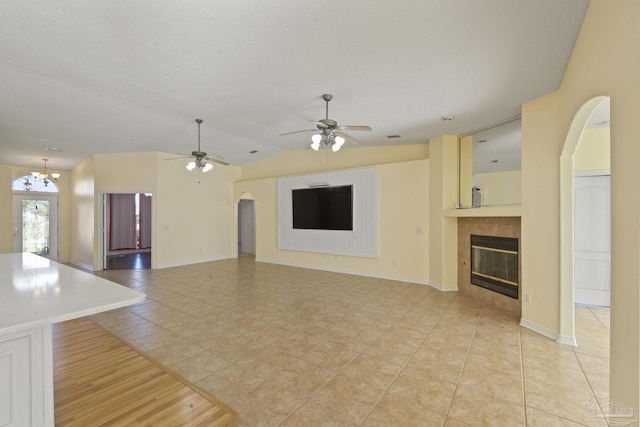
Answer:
[[0, 253, 145, 427]]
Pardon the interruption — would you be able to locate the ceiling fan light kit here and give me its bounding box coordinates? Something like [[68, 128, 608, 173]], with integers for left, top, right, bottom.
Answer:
[[281, 94, 371, 153], [166, 119, 229, 172]]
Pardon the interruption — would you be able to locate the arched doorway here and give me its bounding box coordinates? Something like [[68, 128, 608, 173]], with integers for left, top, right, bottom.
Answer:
[[559, 95, 610, 345]]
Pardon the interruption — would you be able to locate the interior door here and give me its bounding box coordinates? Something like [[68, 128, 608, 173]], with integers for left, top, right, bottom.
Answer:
[[12, 195, 59, 261], [574, 174, 610, 306]]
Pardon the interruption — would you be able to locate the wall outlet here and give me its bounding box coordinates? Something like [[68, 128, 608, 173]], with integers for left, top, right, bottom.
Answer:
[[524, 292, 531, 304]]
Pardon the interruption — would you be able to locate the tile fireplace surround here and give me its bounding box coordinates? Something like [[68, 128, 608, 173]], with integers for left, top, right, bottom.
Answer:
[[458, 217, 521, 316]]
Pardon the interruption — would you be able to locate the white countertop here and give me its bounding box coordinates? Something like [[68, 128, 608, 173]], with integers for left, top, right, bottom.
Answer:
[[0, 253, 145, 335]]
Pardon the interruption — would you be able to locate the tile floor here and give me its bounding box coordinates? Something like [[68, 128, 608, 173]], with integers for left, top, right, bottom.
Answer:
[[89, 256, 611, 426]]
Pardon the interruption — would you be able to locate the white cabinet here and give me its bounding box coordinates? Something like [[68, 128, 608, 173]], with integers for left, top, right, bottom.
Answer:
[[0, 326, 53, 427]]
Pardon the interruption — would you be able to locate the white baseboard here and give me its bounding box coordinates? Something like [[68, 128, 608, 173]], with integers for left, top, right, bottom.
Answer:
[[557, 335, 578, 347], [427, 281, 458, 292], [519, 318, 577, 347], [68, 260, 94, 271], [257, 258, 436, 287]]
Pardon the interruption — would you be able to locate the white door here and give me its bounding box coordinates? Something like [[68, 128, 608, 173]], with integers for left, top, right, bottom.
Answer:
[[238, 200, 255, 255], [12, 195, 59, 261], [574, 174, 610, 306]]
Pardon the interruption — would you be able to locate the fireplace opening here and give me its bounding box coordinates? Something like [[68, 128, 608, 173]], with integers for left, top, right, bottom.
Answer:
[[470, 235, 519, 299]]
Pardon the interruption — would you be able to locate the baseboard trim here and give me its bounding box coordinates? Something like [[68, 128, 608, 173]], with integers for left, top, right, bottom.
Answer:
[[557, 335, 578, 347], [519, 318, 558, 341], [68, 260, 95, 272], [428, 281, 459, 292], [519, 318, 577, 347], [257, 258, 435, 287]]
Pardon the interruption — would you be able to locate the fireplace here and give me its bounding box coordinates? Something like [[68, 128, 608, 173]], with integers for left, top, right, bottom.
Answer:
[[470, 234, 519, 299]]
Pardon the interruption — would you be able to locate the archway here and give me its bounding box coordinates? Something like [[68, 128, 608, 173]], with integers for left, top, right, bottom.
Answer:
[[559, 95, 610, 345]]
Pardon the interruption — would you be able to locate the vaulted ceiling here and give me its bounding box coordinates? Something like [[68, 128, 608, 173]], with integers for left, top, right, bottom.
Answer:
[[0, 1, 590, 170]]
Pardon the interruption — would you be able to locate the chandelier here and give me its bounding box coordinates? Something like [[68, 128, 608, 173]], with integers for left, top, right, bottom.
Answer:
[[31, 158, 60, 187]]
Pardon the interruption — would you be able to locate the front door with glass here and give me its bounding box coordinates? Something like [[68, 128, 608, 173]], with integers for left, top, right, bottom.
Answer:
[[12, 195, 59, 261]]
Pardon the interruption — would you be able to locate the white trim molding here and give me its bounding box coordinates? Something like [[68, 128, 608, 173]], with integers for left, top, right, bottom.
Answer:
[[519, 318, 577, 347]]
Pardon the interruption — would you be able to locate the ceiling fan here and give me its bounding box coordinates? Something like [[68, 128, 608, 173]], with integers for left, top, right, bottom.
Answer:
[[168, 119, 229, 172], [281, 94, 371, 152]]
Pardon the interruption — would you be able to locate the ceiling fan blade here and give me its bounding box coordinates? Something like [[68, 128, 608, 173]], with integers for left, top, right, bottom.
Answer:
[[311, 121, 329, 129], [165, 156, 192, 160], [337, 125, 371, 131], [280, 129, 315, 136], [335, 131, 360, 145], [205, 157, 229, 166]]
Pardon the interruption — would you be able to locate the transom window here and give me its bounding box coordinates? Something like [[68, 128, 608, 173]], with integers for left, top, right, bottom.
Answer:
[[12, 175, 59, 193]]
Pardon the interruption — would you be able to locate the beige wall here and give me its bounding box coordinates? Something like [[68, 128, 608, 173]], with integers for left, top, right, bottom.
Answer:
[[574, 127, 610, 172], [242, 144, 429, 181], [522, 0, 640, 416], [81, 152, 241, 269], [234, 157, 430, 284], [474, 171, 521, 206], [428, 135, 458, 291], [69, 157, 95, 269], [155, 152, 241, 268]]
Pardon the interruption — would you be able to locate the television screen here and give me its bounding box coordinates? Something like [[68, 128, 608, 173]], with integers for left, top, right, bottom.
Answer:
[[292, 185, 353, 230]]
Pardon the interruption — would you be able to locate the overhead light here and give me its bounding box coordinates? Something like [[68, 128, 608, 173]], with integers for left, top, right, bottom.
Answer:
[[186, 119, 214, 173], [310, 131, 345, 152], [31, 158, 59, 187]]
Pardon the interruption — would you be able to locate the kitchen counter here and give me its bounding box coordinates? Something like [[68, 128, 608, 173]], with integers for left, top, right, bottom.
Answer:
[[0, 252, 145, 426]]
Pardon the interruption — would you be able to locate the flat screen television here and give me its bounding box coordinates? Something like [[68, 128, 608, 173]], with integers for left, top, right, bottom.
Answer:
[[292, 185, 353, 230]]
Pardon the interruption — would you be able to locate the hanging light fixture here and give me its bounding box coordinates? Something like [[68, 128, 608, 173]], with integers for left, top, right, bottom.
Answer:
[[186, 119, 214, 173], [31, 158, 60, 187], [310, 130, 346, 152]]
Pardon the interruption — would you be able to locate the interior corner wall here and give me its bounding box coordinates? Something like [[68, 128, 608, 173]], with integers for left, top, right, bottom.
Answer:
[[521, 0, 640, 416], [428, 134, 459, 291], [70, 156, 96, 269], [234, 158, 430, 284], [521, 91, 560, 334], [0, 165, 13, 254]]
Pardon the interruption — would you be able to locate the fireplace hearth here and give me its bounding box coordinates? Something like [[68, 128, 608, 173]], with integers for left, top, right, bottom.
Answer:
[[470, 234, 519, 299]]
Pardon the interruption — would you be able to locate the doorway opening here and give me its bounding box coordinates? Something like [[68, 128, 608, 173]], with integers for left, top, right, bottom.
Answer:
[[237, 195, 256, 257], [560, 95, 610, 345], [104, 193, 152, 270]]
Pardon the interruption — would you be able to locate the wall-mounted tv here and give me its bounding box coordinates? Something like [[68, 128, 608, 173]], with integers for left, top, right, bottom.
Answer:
[[292, 185, 353, 230]]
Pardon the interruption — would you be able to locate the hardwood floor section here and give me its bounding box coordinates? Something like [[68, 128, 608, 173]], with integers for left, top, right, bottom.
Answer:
[[53, 317, 237, 427]]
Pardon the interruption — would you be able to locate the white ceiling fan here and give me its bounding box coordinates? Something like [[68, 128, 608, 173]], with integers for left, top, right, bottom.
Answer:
[[168, 119, 229, 172], [281, 94, 371, 151]]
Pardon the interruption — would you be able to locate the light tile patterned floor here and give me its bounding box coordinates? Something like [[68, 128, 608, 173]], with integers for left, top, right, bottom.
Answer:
[[90, 256, 610, 426]]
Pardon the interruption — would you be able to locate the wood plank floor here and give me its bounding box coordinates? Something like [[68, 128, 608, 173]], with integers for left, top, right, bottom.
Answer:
[[53, 317, 237, 427]]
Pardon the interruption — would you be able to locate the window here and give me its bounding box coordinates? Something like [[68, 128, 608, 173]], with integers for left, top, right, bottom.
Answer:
[[12, 175, 58, 193]]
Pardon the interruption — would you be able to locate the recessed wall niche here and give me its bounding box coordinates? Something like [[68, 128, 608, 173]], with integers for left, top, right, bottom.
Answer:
[[277, 168, 378, 258]]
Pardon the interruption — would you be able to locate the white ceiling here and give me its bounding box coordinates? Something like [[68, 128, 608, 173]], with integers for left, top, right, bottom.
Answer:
[[0, 0, 590, 171]]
